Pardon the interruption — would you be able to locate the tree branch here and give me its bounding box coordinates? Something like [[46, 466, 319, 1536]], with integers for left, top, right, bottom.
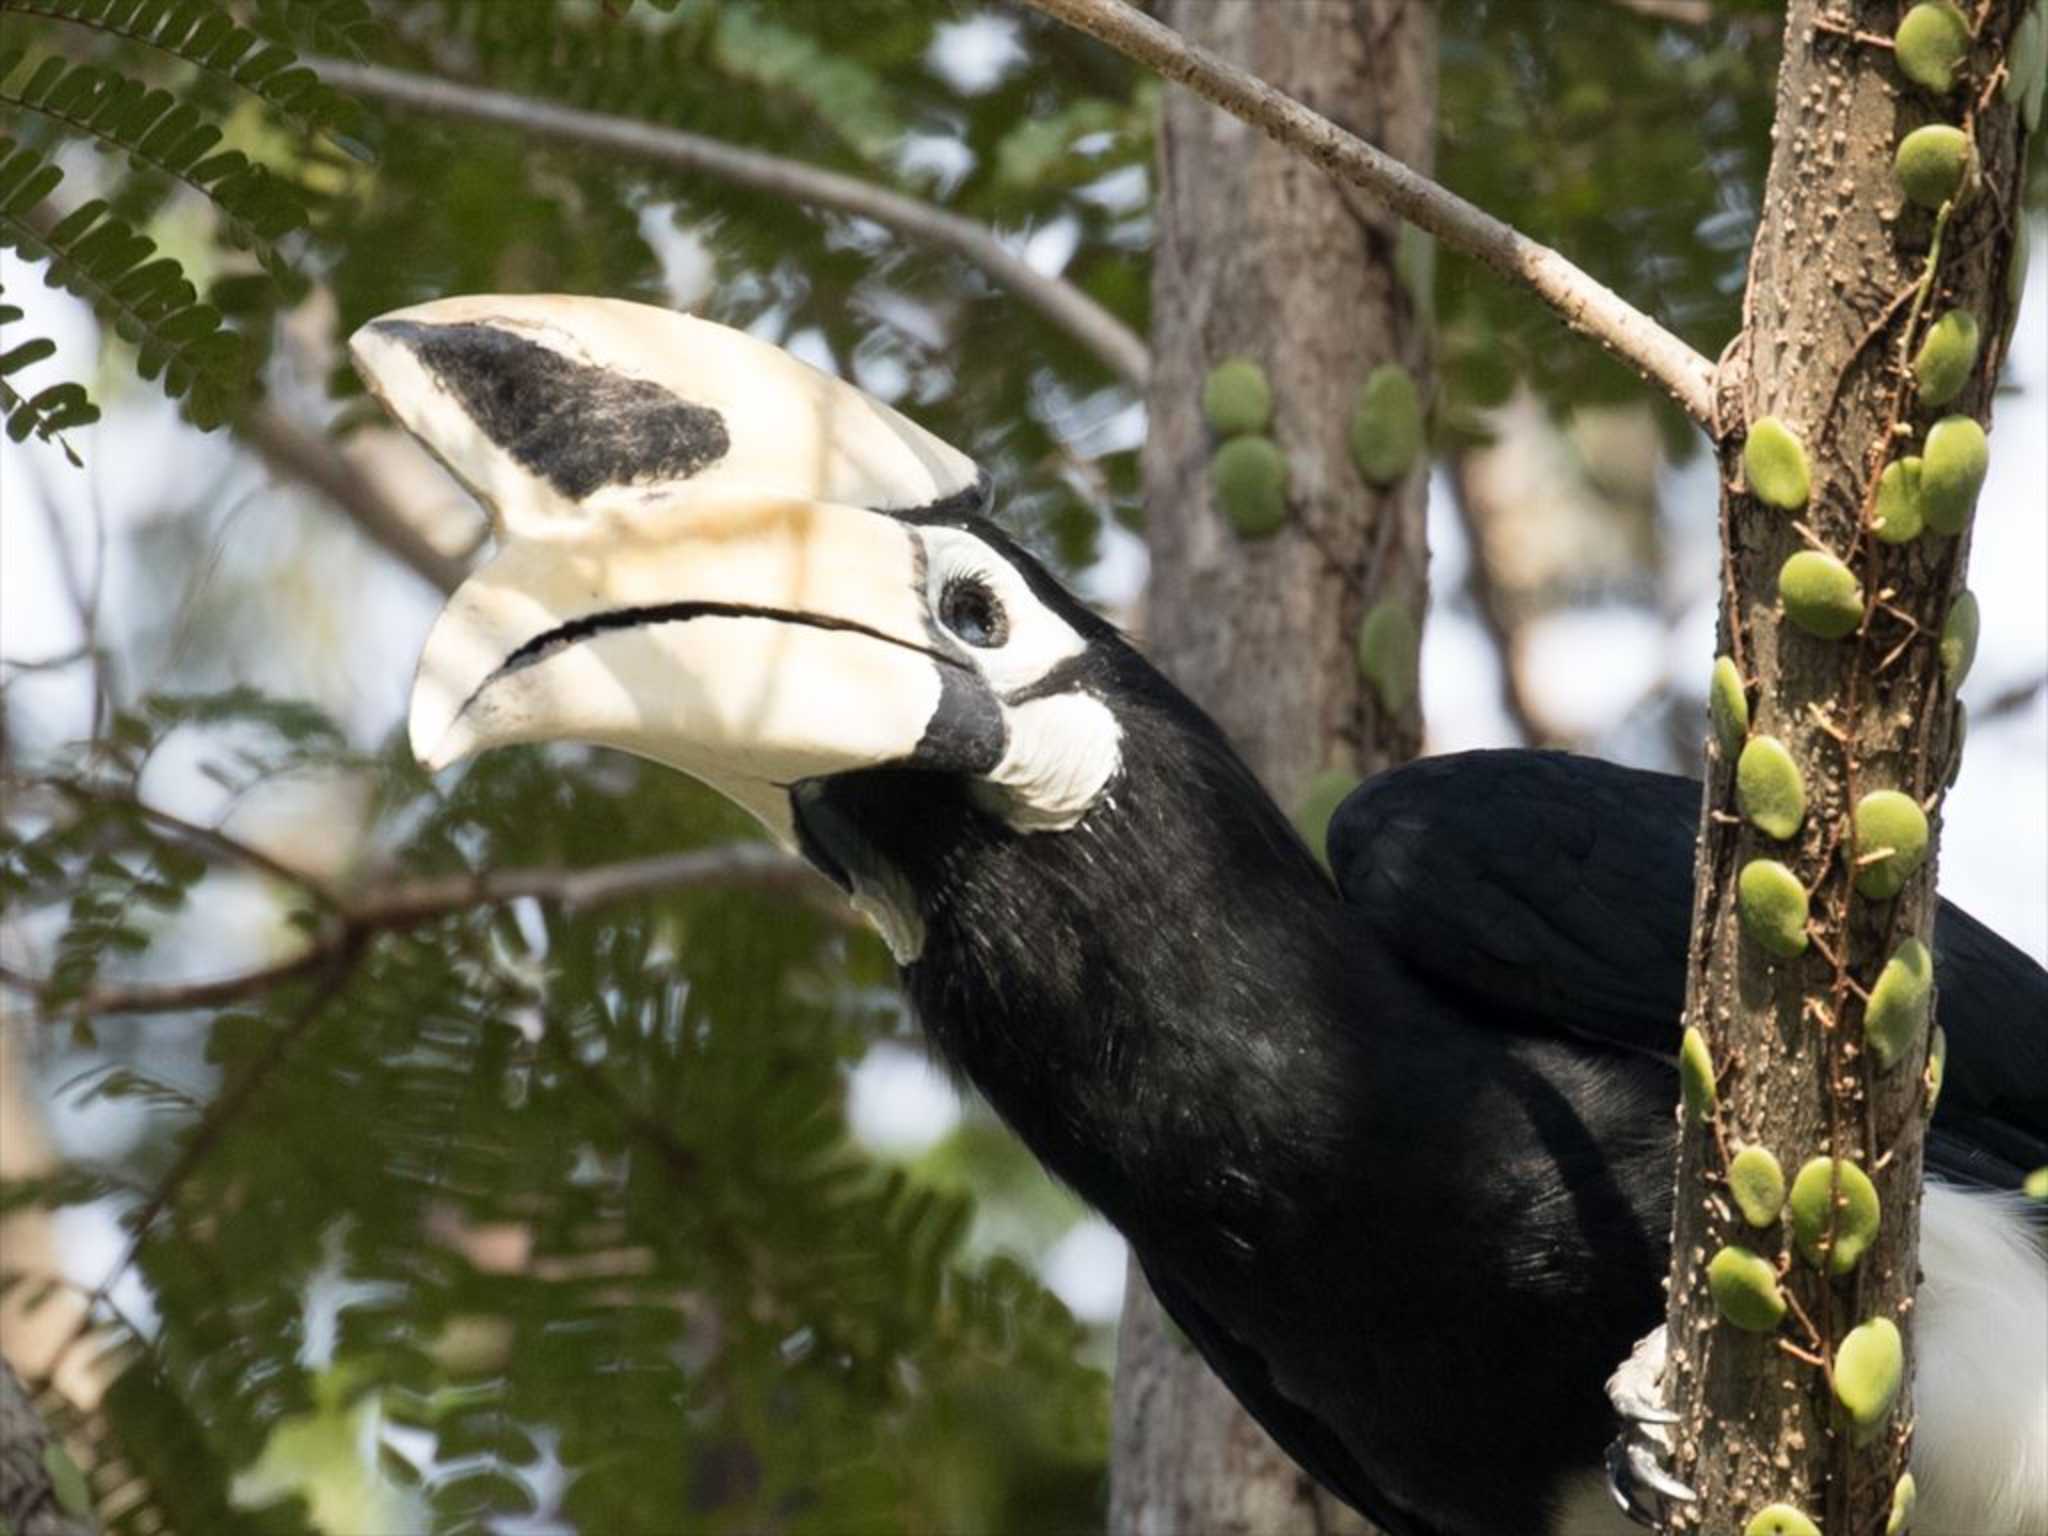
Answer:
[[0, 843, 844, 1018], [306, 57, 1152, 389], [1445, 453, 1558, 748], [237, 406, 467, 597], [1600, 0, 1714, 24], [1976, 670, 2047, 724], [1015, 0, 1719, 425]]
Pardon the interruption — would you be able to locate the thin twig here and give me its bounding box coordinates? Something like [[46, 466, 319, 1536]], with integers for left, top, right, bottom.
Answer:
[[237, 406, 468, 597], [1015, 0, 1717, 425], [1976, 671, 2047, 723], [14, 778, 342, 906], [1599, 0, 1715, 22], [1445, 454, 1559, 746], [79, 948, 363, 1338], [0, 843, 845, 1018], [306, 57, 1151, 389]]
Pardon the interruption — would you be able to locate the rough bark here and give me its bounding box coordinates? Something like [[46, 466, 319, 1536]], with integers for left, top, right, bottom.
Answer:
[[0, 1356, 96, 1536], [1109, 3, 1435, 1531], [1663, 5, 2031, 1530]]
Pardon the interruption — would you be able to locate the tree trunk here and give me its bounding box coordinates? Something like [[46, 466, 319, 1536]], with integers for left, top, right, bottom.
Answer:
[[0, 1355, 97, 1536], [1663, 5, 2031, 1530], [1110, 2, 1435, 1531]]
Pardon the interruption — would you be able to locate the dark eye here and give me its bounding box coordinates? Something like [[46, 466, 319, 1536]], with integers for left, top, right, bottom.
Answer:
[[939, 577, 1008, 648]]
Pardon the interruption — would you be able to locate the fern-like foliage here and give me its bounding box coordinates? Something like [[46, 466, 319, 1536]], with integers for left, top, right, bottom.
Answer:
[[5, 0, 371, 155], [3, 691, 1110, 1535], [246, 0, 379, 58], [0, 294, 99, 460], [0, 49, 311, 280], [0, 0, 379, 448], [0, 138, 248, 426]]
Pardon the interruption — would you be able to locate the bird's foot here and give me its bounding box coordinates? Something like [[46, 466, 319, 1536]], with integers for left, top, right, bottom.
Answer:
[[1604, 1325, 1696, 1528]]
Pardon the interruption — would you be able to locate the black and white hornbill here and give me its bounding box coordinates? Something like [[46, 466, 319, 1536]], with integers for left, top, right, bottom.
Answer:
[[353, 295, 2048, 1536]]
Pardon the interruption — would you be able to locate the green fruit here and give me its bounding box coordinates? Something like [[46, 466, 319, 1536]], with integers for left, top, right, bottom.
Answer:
[[1865, 938, 1934, 1072], [1894, 124, 1976, 210], [42, 1444, 90, 1518], [1710, 655, 1749, 757], [2016, 214, 2034, 317], [1349, 364, 1423, 485], [1895, 2, 1972, 92], [1737, 736, 1807, 841], [1789, 1156, 1881, 1274], [1211, 435, 1289, 538], [1941, 590, 1980, 688], [1357, 599, 1420, 717], [1889, 1472, 1918, 1536], [1744, 416, 1812, 510], [1927, 1024, 1948, 1113], [1920, 415, 1988, 535], [1709, 1244, 1788, 1332], [1680, 1025, 1718, 1122], [1738, 859, 1810, 958], [1835, 1316, 1904, 1441], [1729, 1145, 1788, 1228], [1912, 309, 1980, 405], [2010, 8, 2047, 130], [1293, 769, 1359, 869], [1779, 551, 1864, 640], [1946, 698, 1968, 789], [1746, 1504, 1822, 1536], [1873, 457, 1925, 544], [1854, 790, 1931, 900], [1202, 357, 1273, 437]]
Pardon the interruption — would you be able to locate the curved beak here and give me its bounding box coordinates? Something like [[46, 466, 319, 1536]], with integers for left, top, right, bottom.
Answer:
[[353, 292, 1003, 844], [409, 496, 999, 842]]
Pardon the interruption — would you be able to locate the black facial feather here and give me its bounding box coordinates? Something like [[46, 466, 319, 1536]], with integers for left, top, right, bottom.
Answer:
[[375, 319, 730, 499]]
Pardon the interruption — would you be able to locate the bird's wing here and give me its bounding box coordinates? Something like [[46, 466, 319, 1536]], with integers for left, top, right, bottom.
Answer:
[[1137, 1259, 1439, 1536], [1327, 750, 2048, 1179], [1327, 751, 1700, 1058]]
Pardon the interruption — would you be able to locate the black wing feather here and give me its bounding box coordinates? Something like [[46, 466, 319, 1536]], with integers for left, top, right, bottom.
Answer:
[[1328, 751, 2048, 1183], [1136, 1258, 1441, 1536]]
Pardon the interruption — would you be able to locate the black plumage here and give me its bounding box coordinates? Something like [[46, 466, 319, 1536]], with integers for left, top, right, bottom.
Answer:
[[790, 517, 2047, 1536]]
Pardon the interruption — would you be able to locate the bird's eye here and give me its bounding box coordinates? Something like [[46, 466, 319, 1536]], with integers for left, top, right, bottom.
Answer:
[[939, 576, 1008, 648]]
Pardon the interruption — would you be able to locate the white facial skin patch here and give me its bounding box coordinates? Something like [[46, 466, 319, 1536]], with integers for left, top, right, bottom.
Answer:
[[911, 527, 1122, 832], [972, 692, 1123, 833]]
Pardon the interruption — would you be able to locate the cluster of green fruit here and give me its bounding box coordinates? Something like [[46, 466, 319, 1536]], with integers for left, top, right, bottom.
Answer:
[[1202, 352, 1428, 539], [1690, 11, 2037, 1526], [1202, 356, 1287, 538]]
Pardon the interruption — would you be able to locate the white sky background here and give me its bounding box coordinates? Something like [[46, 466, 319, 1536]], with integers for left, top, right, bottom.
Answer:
[[3, 172, 2045, 1331]]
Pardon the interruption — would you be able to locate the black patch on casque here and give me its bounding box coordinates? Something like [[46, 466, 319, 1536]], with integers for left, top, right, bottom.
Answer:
[[375, 319, 729, 499], [891, 472, 993, 523]]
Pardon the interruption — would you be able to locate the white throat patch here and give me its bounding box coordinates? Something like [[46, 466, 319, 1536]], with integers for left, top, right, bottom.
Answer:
[[973, 692, 1123, 832]]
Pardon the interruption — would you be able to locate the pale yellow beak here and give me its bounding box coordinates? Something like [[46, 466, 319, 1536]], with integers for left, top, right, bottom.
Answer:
[[408, 495, 984, 843]]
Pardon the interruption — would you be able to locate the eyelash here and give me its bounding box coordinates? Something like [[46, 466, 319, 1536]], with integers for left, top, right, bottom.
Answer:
[[938, 576, 1008, 648]]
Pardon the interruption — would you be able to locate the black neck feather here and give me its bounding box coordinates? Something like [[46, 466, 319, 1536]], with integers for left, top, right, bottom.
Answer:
[[800, 643, 1376, 1262]]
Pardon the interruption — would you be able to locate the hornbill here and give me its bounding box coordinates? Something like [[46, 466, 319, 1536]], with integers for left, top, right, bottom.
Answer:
[[354, 295, 2048, 1536]]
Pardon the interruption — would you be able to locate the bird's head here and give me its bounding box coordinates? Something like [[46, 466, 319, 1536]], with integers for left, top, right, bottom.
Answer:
[[353, 295, 1134, 956]]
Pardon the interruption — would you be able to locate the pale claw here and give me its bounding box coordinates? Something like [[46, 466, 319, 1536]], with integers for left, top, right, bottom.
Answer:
[[1603, 1326, 1697, 1527]]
